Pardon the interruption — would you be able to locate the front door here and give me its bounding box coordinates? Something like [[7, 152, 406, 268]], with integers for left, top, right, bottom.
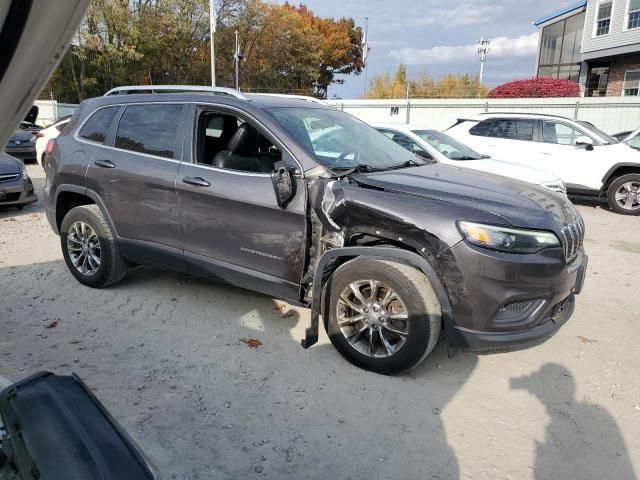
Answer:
[[177, 106, 307, 302]]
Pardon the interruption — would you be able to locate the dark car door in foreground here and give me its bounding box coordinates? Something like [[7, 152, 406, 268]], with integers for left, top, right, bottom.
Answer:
[[84, 103, 188, 265], [177, 106, 307, 301]]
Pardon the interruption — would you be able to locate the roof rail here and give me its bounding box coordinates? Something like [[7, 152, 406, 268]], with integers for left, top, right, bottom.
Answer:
[[103, 85, 248, 100], [249, 93, 329, 105]]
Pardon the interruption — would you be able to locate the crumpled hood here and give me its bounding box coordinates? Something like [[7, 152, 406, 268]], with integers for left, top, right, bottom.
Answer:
[[0, 152, 22, 174], [351, 164, 577, 231]]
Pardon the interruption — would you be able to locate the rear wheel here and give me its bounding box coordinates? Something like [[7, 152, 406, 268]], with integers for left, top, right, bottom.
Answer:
[[325, 258, 442, 375], [60, 205, 127, 288], [607, 174, 640, 215]]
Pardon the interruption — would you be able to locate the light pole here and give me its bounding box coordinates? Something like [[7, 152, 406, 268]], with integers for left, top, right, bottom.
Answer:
[[363, 17, 369, 98], [209, 0, 216, 87], [478, 38, 490, 83], [234, 30, 241, 90]]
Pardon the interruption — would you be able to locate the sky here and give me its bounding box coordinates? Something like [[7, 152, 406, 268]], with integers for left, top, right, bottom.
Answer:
[[274, 0, 579, 98]]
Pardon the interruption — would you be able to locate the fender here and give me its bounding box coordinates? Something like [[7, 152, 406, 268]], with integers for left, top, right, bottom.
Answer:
[[54, 184, 119, 238], [600, 163, 640, 193], [301, 246, 455, 349]]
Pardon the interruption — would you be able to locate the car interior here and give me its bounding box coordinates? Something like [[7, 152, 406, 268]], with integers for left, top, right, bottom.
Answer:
[[196, 112, 281, 173]]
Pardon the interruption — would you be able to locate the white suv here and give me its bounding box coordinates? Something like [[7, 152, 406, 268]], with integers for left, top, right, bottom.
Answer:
[[446, 113, 640, 215], [373, 123, 566, 195]]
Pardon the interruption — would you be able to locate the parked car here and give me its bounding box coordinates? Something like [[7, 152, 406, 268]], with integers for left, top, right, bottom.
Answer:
[[612, 128, 640, 151], [373, 123, 567, 195], [43, 86, 587, 374], [0, 152, 37, 209], [4, 127, 37, 163], [35, 116, 71, 165], [446, 113, 640, 215]]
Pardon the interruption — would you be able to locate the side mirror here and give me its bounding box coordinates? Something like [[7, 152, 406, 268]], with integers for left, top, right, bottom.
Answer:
[[271, 161, 296, 208], [576, 136, 594, 151]]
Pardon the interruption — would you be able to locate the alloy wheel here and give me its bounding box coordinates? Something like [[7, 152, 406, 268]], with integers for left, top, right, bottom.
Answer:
[[336, 279, 410, 358], [66, 221, 101, 276], [614, 181, 640, 211]]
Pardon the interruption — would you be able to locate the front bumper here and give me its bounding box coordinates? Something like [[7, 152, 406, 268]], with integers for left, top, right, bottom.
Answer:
[[0, 176, 38, 207], [5, 146, 36, 162], [439, 241, 588, 352]]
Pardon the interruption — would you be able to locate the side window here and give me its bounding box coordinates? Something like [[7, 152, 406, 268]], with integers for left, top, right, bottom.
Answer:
[[78, 107, 118, 143], [542, 121, 582, 145], [489, 119, 534, 141], [389, 132, 423, 153], [114, 104, 184, 159], [196, 111, 281, 173], [469, 119, 495, 137]]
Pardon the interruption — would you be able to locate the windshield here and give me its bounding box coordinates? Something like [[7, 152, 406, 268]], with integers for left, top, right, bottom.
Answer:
[[577, 121, 618, 145], [268, 107, 421, 170], [412, 130, 482, 160]]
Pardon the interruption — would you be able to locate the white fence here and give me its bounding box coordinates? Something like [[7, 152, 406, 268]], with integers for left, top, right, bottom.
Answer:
[[326, 97, 640, 134], [33, 100, 79, 126]]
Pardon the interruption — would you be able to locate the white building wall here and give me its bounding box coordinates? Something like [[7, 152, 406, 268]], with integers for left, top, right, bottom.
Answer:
[[327, 97, 640, 133]]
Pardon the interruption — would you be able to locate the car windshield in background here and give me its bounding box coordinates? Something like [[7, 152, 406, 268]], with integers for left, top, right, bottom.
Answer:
[[268, 107, 420, 170], [412, 130, 483, 160], [577, 121, 618, 145]]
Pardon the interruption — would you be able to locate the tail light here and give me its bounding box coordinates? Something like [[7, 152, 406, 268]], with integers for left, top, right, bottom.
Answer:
[[35, 132, 44, 139], [45, 139, 55, 155]]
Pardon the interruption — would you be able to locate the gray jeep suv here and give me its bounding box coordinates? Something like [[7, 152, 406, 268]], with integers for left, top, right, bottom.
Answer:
[[43, 88, 588, 374]]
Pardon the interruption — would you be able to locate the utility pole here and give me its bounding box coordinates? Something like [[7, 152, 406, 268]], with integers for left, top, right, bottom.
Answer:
[[478, 38, 490, 83], [363, 17, 369, 98], [209, 0, 216, 86], [234, 30, 241, 90]]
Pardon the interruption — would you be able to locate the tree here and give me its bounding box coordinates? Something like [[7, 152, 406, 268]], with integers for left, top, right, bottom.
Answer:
[[488, 78, 580, 98]]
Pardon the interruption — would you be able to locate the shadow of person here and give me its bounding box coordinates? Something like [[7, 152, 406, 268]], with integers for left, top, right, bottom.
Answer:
[[511, 363, 637, 480]]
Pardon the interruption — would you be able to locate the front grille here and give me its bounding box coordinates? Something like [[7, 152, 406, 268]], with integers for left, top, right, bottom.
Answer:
[[0, 173, 20, 183], [560, 216, 585, 262], [0, 192, 21, 203], [504, 300, 534, 313]]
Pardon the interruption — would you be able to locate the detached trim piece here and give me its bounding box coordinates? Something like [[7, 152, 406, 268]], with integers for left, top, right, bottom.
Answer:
[[0, 0, 33, 83], [302, 246, 454, 349]]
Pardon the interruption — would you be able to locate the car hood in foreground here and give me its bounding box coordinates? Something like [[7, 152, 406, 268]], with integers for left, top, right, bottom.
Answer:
[[458, 157, 561, 185], [352, 164, 577, 230], [0, 152, 22, 174]]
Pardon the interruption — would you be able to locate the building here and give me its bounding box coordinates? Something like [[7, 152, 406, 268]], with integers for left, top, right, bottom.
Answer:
[[534, 0, 640, 97]]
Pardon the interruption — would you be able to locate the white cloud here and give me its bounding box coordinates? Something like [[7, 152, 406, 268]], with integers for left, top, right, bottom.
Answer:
[[388, 33, 539, 65], [412, 2, 504, 28]]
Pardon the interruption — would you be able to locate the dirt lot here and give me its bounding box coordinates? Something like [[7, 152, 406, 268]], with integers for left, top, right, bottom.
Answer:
[[1, 165, 639, 479]]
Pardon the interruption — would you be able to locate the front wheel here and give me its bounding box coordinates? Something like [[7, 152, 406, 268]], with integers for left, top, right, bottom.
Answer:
[[60, 205, 127, 288], [325, 258, 442, 375], [607, 174, 640, 215]]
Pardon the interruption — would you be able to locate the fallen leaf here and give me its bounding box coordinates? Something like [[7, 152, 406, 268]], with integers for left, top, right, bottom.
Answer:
[[273, 303, 287, 311], [240, 338, 262, 349], [46, 320, 59, 329], [281, 310, 296, 319], [577, 336, 597, 344]]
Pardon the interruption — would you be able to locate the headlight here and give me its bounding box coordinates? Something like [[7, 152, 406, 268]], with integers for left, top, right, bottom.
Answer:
[[458, 221, 561, 254], [541, 180, 567, 195], [21, 164, 28, 180]]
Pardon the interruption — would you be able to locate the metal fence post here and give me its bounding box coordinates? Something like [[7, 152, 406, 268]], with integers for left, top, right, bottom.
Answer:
[[406, 98, 411, 124], [574, 100, 580, 120], [485, 101, 489, 113]]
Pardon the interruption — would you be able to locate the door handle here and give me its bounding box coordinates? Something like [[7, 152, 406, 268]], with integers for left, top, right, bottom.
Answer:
[[182, 176, 211, 187], [95, 159, 116, 168]]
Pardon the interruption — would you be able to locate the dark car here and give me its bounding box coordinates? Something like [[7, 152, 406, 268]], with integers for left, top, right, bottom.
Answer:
[[0, 152, 37, 209], [4, 126, 37, 163], [43, 87, 587, 374]]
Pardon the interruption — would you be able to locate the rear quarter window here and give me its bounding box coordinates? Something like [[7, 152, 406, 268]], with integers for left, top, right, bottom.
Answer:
[[78, 107, 119, 143], [469, 119, 495, 136]]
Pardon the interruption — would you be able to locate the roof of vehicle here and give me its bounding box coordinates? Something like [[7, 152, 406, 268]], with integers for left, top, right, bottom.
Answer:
[[463, 112, 579, 122], [372, 123, 438, 132]]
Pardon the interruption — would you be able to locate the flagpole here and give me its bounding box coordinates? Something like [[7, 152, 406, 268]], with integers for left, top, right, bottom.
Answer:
[[363, 17, 369, 99], [209, 0, 216, 87]]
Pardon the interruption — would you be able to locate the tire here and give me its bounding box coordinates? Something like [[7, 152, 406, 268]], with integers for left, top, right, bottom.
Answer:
[[607, 174, 640, 215], [324, 258, 442, 375], [60, 205, 127, 288]]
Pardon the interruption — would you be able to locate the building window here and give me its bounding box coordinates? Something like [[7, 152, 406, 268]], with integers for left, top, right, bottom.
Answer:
[[623, 70, 640, 96], [586, 65, 610, 97], [628, 0, 640, 29], [537, 13, 585, 82], [595, 1, 613, 36]]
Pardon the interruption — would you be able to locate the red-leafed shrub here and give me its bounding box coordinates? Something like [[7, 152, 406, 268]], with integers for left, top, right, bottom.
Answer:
[[487, 78, 580, 98]]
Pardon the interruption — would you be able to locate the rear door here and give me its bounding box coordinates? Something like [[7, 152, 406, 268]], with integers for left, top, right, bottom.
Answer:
[[176, 105, 307, 302], [84, 103, 188, 267]]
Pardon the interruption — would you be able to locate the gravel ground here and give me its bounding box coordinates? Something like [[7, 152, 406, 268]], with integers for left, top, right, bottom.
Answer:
[[1, 165, 639, 479]]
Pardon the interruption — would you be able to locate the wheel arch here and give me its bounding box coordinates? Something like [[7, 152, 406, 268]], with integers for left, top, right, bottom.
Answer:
[[54, 186, 118, 237], [600, 163, 640, 194], [301, 246, 455, 350]]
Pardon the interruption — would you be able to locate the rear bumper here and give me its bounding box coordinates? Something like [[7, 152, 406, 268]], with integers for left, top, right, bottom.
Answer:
[[439, 241, 588, 352], [0, 177, 37, 206]]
